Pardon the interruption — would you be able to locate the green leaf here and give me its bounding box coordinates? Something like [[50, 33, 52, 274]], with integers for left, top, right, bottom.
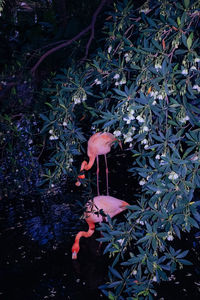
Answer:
[[183, 0, 190, 9], [109, 266, 122, 279], [187, 32, 193, 50]]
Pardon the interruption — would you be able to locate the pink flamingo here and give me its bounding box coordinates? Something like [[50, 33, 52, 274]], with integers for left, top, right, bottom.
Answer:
[[75, 132, 122, 195], [72, 195, 129, 259]]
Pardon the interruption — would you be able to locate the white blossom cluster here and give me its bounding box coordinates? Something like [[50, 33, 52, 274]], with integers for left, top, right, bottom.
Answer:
[[49, 129, 59, 140], [149, 90, 166, 102], [193, 85, 200, 92], [141, 138, 149, 149], [167, 232, 174, 241], [72, 92, 87, 105], [195, 57, 200, 63], [136, 115, 145, 123], [168, 171, 179, 180], [155, 63, 162, 72], [94, 78, 102, 85], [139, 178, 146, 186], [181, 69, 188, 75], [124, 52, 132, 62], [114, 77, 126, 86], [179, 115, 190, 123], [113, 130, 122, 137], [108, 45, 112, 53], [123, 127, 136, 143], [123, 109, 135, 124]]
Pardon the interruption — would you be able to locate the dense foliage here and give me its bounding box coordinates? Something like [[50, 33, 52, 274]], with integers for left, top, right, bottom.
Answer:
[[0, 0, 200, 299], [40, 0, 200, 299]]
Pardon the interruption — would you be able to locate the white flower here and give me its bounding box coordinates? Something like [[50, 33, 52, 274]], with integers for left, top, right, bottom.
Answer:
[[63, 121, 67, 126], [155, 64, 162, 71], [119, 78, 126, 85], [155, 154, 160, 160], [94, 79, 102, 85], [117, 239, 124, 246], [158, 94, 164, 100], [69, 158, 73, 163], [152, 100, 157, 105], [113, 130, 122, 137], [156, 190, 161, 195], [124, 136, 133, 143], [74, 97, 81, 104], [140, 8, 149, 13], [136, 116, 145, 123], [143, 126, 149, 132], [124, 53, 131, 62], [152, 276, 157, 282], [193, 85, 200, 92], [167, 232, 174, 241], [113, 73, 120, 80], [139, 179, 146, 186], [181, 69, 188, 75], [49, 129, 54, 134], [190, 66, 197, 71], [141, 138, 148, 145], [168, 171, 179, 180], [123, 115, 135, 124], [144, 144, 149, 149], [194, 58, 200, 63], [115, 81, 119, 86], [128, 108, 135, 115], [123, 117, 131, 124], [191, 155, 198, 161], [108, 46, 112, 53], [179, 115, 190, 123], [136, 219, 144, 225], [123, 131, 132, 138], [49, 135, 59, 141]]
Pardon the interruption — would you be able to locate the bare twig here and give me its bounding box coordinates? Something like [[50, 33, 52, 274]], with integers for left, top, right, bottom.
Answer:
[[83, 0, 108, 60], [31, 0, 109, 75]]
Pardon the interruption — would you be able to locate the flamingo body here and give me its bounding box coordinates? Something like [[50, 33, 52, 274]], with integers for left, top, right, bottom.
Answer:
[[76, 132, 121, 195], [72, 195, 129, 259], [87, 132, 116, 157]]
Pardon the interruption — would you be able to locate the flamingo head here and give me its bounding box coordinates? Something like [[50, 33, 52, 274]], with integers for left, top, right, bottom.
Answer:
[[72, 243, 80, 260]]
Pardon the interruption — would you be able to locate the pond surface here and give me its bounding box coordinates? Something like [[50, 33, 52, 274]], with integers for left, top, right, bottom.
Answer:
[[1, 153, 200, 299], [0, 191, 110, 300]]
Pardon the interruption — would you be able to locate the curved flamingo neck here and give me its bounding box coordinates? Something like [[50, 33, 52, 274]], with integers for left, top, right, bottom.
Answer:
[[72, 223, 95, 259], [80, 155, 95, 171]]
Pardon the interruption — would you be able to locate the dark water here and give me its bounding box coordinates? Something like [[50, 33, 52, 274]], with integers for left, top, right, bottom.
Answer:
[[0, 191, 109, 300], [0, 152, 200, 300]]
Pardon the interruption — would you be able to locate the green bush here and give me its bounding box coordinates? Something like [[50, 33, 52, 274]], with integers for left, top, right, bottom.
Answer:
[[41, 0, 200, 298]]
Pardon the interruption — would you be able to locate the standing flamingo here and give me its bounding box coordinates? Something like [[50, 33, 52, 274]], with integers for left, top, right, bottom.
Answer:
[[75, 132, 122, 195], [72, 195, 129, 260]]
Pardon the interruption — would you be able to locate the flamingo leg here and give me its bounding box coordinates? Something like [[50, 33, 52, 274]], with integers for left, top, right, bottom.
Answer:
[[96, 155, 100, 196], [104, 154, 109, 195]]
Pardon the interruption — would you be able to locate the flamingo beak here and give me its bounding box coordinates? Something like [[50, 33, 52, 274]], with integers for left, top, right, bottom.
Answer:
[[118, 140, 123, 150], [75, 180, 81, 187], [72, 251, 78, 260]]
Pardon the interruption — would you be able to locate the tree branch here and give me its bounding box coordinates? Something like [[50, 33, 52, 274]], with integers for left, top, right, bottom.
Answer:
[[31, 0, 109, 75], [83, 0, 108, 60]]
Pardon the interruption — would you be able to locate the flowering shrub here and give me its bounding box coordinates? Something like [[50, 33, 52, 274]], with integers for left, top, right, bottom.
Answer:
[[41, 0, 200, 298]]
